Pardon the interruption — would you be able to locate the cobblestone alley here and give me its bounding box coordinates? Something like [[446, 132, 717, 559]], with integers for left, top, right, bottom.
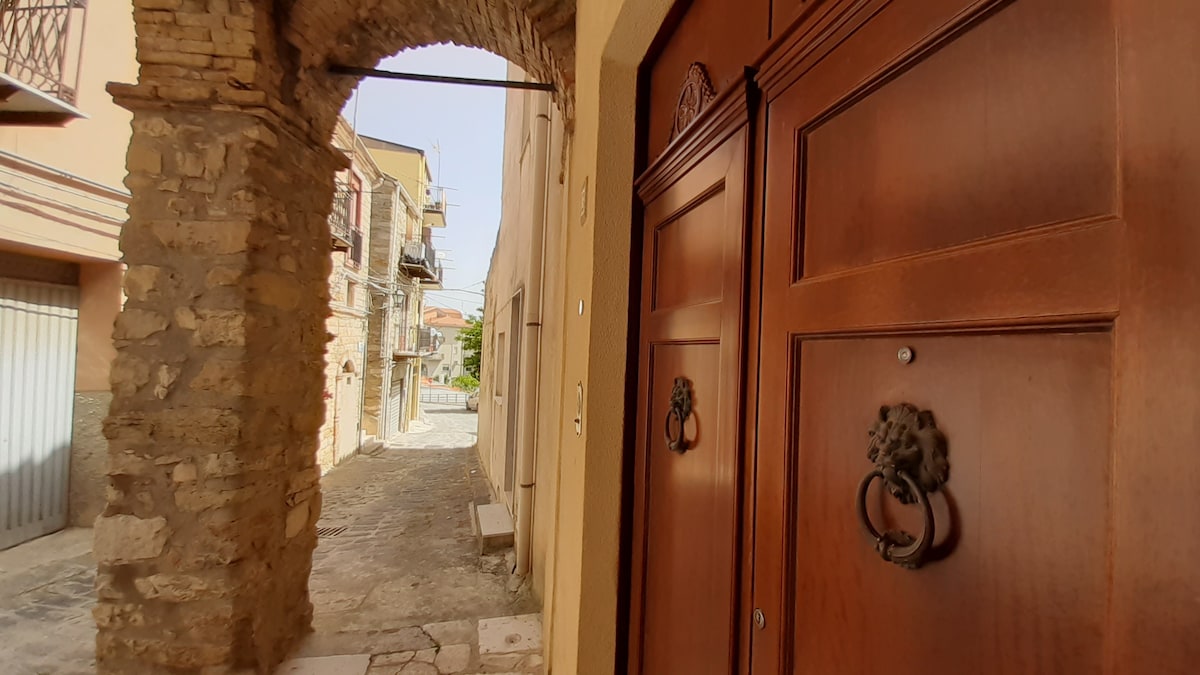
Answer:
[[0, 403, 541, 675]]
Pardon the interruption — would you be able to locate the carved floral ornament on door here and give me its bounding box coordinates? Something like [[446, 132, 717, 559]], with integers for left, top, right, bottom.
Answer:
[[670, 62, 717, 141]]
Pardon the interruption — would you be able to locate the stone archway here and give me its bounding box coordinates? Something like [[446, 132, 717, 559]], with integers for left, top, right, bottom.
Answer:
[[97, 2, 572, 672]]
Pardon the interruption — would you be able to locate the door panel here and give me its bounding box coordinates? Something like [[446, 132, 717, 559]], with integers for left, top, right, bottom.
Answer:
[[629, 83, 753, 674], [653, 189, 726, 311], [793, 332, 1110, 673], [752, 0, 1150, 672], [799, 0, 1117, 277], [640, 341, 734, 675]]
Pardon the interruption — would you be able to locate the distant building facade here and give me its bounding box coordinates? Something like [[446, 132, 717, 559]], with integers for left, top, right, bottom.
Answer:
[[358, 136, 448, 438], [424, 307, 472, 384], [315, 118, 383, 473]]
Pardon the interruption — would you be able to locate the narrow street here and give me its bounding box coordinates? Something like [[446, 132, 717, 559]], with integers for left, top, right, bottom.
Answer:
[[0, 402, 540, 675], [286, 401, 542, 674]]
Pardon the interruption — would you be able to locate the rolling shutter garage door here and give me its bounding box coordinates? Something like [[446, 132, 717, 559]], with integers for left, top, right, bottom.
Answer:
[[0, 278, 78, 549]]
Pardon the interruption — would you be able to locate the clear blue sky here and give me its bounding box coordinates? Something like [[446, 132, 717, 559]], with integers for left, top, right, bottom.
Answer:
[[343, 45, 506, 317]]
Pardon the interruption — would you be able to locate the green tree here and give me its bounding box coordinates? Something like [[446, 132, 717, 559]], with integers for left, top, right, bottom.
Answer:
[[451, 374, 479, 393], [458, 311, 483, 380]]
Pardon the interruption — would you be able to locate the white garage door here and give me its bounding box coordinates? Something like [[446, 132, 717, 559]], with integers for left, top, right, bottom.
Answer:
[[0, 278, 78, 550]]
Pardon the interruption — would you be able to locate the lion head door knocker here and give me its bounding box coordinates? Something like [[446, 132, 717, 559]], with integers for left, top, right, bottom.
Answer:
[[664, 377, 693, 453], [855, 403, 950, 569]]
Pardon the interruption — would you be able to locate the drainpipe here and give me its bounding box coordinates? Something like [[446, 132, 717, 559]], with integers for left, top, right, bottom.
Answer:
[[515, 91, 553, 577]]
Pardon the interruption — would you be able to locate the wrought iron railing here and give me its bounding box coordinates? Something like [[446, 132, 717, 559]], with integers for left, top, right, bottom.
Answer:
[[419, 389, 468, 405], [424, 186, 446, 212], [329, 184, 354, 249], [400, 240, 440, 282], [417, 326, 441, 353], [0, 0, 87, 105]]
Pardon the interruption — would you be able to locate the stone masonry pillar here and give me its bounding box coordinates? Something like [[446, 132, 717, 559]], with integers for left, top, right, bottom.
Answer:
[[96, 2, 343, 672]]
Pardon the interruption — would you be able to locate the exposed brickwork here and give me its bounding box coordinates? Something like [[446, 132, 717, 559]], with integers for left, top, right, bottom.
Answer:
[[103, 0, 573, 672]]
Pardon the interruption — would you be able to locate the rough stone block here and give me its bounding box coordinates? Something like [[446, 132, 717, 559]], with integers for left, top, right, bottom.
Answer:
[[286, 501, 310, 538], [133, 573, 228, 602], [123, 265, 160, 301], [422, 619, 476, 647], [193, 309, 246, 347], [206, 266, 243, 287], [110, 353, 151, 397], [114, 309, 169, 340], [127, 140, 163, 174], [433, 644, 470, 673], [172, 461, 198, 482], [153, 363, 181, 399], [150, 220, 251, 254], [190, 359, 245, 395], [94, 515, 170, 564]]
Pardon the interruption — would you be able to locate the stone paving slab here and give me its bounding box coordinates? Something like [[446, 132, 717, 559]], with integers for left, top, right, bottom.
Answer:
[[0, 528, 97, 675], [278, 653, 372, 674]]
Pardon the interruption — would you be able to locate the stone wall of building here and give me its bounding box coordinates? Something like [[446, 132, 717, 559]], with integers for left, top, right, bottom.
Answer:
[[316, 293, 368, 473], [315, 120, 376, 473], [363, 178, 399, 439]]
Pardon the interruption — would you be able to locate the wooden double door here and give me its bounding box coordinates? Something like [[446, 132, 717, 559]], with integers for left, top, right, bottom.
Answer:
[[627, 1, 1200, 673]]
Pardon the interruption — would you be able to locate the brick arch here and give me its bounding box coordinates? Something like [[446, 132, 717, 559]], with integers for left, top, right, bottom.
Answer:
[[99, 1, 573, 673], [283, 0, 574, 134]]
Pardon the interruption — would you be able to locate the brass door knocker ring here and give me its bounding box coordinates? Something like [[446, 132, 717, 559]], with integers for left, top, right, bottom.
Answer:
[[664, 377, 693, 453], [855, 403, 949, 570]]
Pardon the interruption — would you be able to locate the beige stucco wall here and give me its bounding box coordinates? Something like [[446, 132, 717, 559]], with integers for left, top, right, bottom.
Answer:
[[541, 0, 673, 671], [479, 62, 539, 508], [471, 4, 672, 667]]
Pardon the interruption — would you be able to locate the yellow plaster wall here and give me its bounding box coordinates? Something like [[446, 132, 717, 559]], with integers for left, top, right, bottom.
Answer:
[[478, 61, 538, 506], [477, 60, 570, 608], [543, 0, 674, 671]]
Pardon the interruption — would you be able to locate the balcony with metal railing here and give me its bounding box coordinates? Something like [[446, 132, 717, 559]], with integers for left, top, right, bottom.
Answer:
[[0, 0, 87, 125], [424, 185, 446, 213], [417, 326, 441, 354], [423, 185, 447, 229], [399, 238, 443, 286], [328, 184, 363, 267]]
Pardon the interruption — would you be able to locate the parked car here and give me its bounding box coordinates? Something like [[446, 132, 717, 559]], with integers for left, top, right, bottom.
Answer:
[[466, 392, 479, 411]]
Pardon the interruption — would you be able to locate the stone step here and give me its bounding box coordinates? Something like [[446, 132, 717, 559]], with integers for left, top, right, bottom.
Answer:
[[473, 502, 514, 554]]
